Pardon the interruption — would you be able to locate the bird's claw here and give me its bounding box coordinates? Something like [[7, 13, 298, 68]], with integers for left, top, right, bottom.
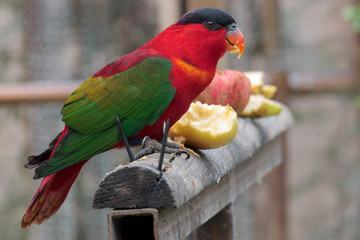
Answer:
[[174, 149, 191, 159], [141, 136, 150, 148], [134, 137, 191, 160]]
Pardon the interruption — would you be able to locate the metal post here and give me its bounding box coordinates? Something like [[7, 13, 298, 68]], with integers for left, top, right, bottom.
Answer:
[[108, 209, 159, 240]]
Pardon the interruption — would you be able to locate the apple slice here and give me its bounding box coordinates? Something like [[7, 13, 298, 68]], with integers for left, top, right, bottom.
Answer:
[[169, 101, 239, 149], [240, 95, 282, 118], [244, 71, 278, 99], [261, 84, 278, 99], [244, 71, 264, 94]]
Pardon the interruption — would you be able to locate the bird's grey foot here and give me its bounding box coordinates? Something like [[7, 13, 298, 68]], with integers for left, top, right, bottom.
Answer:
[[134, 137, 190, 160], [134, 119, 190, 180]]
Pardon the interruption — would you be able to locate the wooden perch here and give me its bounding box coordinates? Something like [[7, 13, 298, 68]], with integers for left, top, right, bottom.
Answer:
[[93, 104, 293, 210]]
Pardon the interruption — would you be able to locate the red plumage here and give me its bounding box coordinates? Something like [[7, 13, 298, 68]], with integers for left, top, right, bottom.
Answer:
[[21, 127, 88, 228]]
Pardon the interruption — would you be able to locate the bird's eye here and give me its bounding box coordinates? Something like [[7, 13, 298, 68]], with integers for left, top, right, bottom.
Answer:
[[206, 20, 214, 29]]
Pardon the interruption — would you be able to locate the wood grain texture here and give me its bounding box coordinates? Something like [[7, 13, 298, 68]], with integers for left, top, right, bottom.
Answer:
[[93, 104, 293, 210], [107, 137, 284, 240]]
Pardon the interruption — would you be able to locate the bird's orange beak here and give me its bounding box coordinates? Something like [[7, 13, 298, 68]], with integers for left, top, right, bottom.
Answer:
[[225, 24, 245, 59]]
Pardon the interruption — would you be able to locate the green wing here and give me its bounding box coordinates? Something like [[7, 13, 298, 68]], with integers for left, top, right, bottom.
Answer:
[[34, 57, 175, 179]]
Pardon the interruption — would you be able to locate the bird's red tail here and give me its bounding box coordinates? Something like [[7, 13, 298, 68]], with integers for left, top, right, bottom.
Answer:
[[21, 126, 88, 228], [20, 161, 87, 228]]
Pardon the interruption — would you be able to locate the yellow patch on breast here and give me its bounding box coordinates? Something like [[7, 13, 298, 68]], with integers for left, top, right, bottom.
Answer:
[[172, 57, 211, 84]]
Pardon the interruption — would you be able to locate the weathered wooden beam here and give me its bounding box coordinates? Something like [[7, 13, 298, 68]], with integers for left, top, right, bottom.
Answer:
[[156, 137, 285, 240], [192, 205, 234, 240], [0, 79, 354, 105], [93, 105, 292, 239], [105, 136, 285, 240], [93, 105, 292, 210]]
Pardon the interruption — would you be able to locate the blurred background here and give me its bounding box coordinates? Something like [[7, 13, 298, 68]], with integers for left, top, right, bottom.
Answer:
[[0, 0, 359, 239]]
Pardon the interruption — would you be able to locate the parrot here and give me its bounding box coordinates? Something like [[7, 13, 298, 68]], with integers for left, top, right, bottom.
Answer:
[[21, 8, 245, 228]]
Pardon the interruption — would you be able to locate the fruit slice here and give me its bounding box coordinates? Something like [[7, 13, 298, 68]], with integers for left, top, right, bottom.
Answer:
[[261, 84, 278, 99], [244, 71, 264, 94], [169, 101, 239, 149], [244, 71, 279, 99], [240, 95, 282, 118]]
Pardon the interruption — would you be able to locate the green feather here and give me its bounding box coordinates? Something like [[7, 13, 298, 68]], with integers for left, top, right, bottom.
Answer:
[[34, 57, 175, 179]]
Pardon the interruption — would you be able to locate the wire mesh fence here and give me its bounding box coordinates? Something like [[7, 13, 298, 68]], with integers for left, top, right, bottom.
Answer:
[[1, 0, 157, 239], [0, 0, 359, 239]]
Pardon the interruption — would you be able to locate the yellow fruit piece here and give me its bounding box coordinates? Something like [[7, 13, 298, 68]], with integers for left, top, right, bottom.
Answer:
[[240, 95, 282, 118], [244, 71, 278, 99], [169, 101, 239, 149], [244, 71, 264, 94], [261, 85, 278, 99]]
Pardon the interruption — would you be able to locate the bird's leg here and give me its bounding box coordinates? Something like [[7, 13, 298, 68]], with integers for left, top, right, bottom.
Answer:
[[116, 115, 135, 162], [157, 119, 170, 179]]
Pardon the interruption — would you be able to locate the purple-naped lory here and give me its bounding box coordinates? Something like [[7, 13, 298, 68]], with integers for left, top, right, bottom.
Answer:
[[21, 8, 244, 228]]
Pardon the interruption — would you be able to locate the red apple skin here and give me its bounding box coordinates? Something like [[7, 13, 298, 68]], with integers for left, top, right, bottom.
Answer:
[[196, 70, 252, 115]]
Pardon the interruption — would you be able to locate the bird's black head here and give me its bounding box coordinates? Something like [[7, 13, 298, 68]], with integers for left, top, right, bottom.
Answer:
[[175, 8, 244, 58], [177, 8, 236, 31]]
